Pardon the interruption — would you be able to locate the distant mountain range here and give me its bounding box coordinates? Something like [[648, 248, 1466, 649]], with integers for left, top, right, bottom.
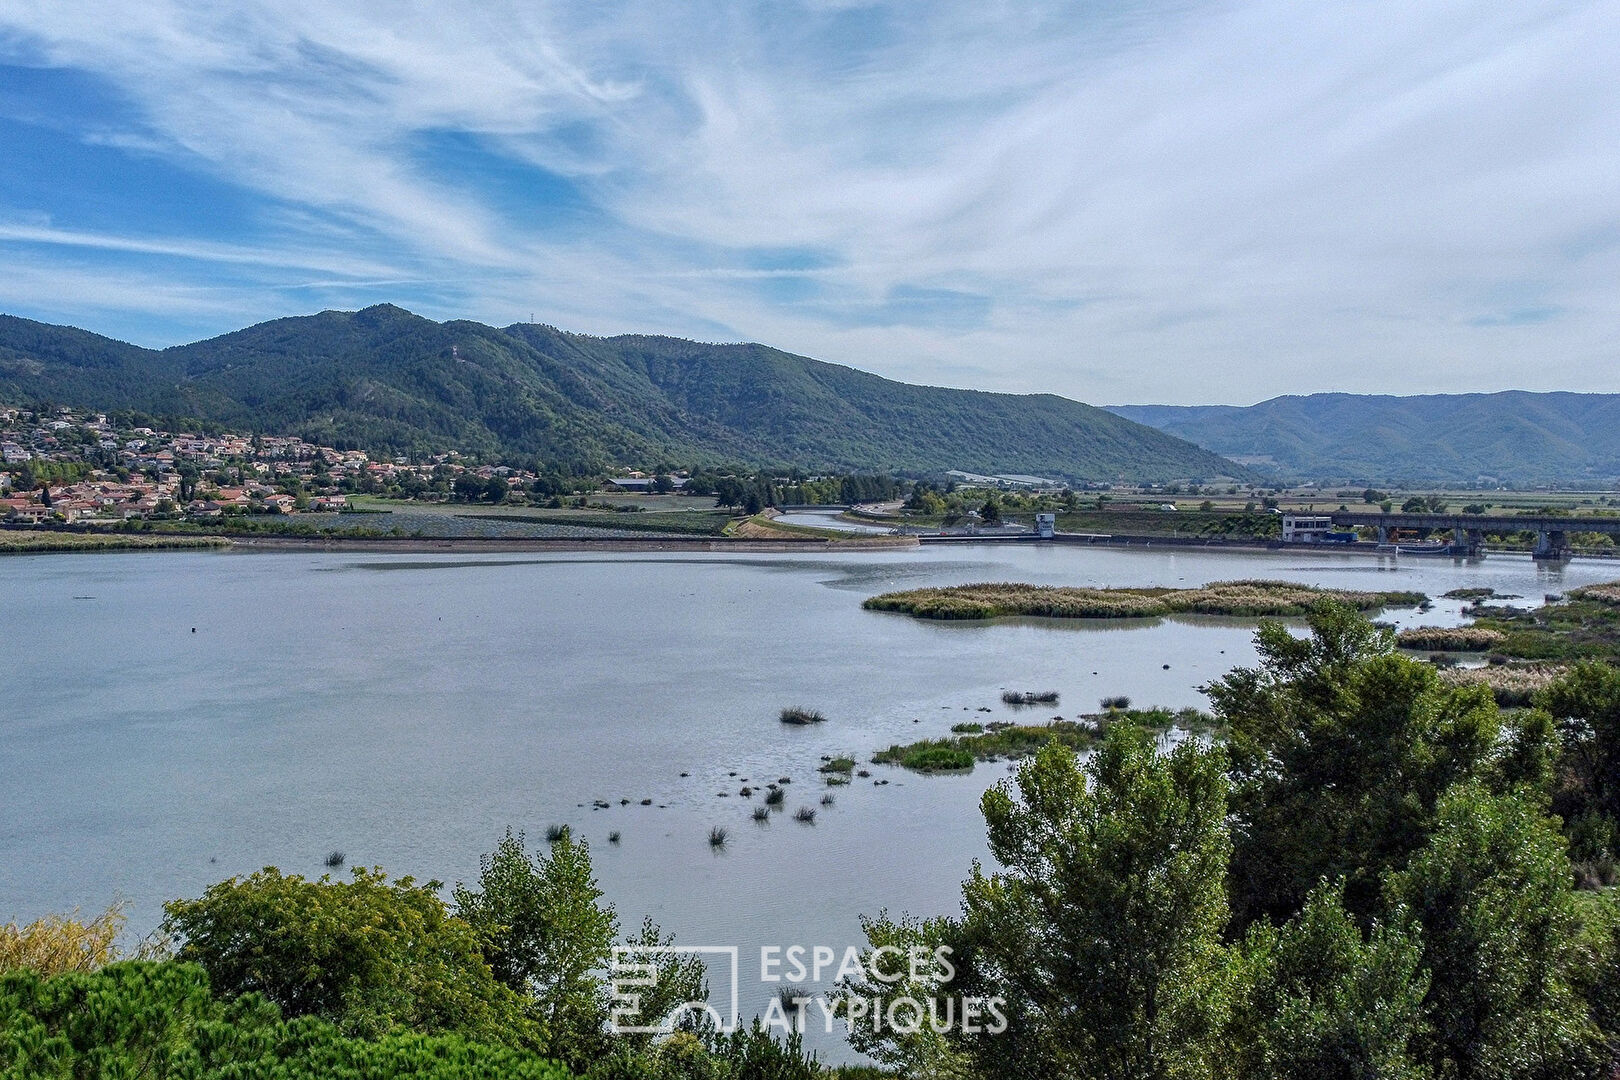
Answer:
[[1108, 393, 1620, 487], [0, 305, 1239, 482]]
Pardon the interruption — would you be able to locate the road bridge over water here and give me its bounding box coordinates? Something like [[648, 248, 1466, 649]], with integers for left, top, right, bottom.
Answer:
[[1329, 511, 1620, 559]]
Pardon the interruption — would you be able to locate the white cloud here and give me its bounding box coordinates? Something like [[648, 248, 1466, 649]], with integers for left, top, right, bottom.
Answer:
[[0, 0, 1616, 401]]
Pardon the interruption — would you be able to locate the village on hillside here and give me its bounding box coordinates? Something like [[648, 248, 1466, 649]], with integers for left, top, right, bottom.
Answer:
[[0, 406, 540, 525]]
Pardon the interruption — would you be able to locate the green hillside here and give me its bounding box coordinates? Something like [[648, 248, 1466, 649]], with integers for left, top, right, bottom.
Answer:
[[1108, 392, 1620, 487], [0, 305, 1239, 481]]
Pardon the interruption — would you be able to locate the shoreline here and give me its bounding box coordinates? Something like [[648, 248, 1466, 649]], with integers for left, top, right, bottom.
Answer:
[[4, 526, 1609, 560], [205, 533, 916, 554]]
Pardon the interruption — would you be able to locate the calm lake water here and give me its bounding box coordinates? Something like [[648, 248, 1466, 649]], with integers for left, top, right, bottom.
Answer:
[[2, 538, 1612, 1058]]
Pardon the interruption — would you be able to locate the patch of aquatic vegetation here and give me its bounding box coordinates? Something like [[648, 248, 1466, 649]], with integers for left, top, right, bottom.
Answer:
[[1396, 627, 1506, 651], [872, 707, 1217, 773], [862, 580, 1426, 621], [1467, 580, 1620, 662], [1438, 662, 1571, 708]]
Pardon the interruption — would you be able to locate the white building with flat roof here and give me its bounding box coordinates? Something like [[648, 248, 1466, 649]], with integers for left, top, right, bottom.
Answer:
[[1281, 514, 1334, 542]]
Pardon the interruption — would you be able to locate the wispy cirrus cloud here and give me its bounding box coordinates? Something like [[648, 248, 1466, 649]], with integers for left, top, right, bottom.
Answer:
[[0, 0, 1616, 402]]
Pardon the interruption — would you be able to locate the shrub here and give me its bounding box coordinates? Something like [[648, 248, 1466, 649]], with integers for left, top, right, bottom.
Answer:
[[0, 962, 573, 1079], [163, 867, 531, 1044], [0, 905, 133, 975]]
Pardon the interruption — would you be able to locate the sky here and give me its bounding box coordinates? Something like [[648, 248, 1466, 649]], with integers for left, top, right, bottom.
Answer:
[[0, 1, 1616, 405]]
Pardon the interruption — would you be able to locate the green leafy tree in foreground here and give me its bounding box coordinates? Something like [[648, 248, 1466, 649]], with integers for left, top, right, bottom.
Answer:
[[833, 911, 968, 1078], [1206, 600, 1506, 928], [454, 828, 617, 1064], [162, 865, 532, 1045], [1387, 784, 1610, 1080], [1224, 881, 1429, 1080], [953, 728, 1232, 1080], [452, 828, 705, 1070], [1537, 660, 1620, 861]]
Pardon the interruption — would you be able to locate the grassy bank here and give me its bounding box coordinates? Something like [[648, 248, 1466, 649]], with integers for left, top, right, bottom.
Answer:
[[733, 513, 855, 540], [864, 580, 1426, 621], [0, 530, 231, 554]]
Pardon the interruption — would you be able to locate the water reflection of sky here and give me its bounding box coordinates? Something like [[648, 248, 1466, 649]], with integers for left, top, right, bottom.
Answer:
[[1, 544, 1612, 1061]]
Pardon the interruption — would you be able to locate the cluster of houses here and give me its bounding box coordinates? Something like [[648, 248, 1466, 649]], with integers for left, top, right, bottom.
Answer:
[[0, 406, 538, 525]]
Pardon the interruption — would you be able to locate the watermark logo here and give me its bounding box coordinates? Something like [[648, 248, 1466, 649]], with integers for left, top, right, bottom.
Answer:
[[608, 944, 1006, 1037], [608, 944, 741, 1034]]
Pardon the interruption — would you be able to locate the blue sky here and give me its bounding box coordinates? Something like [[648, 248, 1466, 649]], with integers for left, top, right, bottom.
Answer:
[[0, 0, 1616, 404]]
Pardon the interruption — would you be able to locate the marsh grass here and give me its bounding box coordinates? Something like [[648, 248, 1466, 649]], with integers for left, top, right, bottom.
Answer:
[[1466, 580, 1620, 662], [1101, 695, 1132, 711], [779, 707, 828, 725], [1002, 690, 1060, 705], [1438, 662, 1569, 707], [545, 824, 569, 843], [864, 580, 1426, 621], [1396, 626, 1506, 651], [1572, 583, 1620, 606], [752, 806, 771, 823], [764, 788, 786, 807], [818, 757, 856, 774], [793, 807, 817, 823], [709, 826, 729, 848], [324, 851, 346, 868], [873, 707, 1216, 773]]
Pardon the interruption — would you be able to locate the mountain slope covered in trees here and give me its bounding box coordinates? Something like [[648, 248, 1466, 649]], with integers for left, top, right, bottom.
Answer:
[[1108, 392, 1620, 486], [0, 306, 1238, 481]]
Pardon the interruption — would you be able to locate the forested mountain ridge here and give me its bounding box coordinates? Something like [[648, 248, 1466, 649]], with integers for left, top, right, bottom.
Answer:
[[1108, 391, 1620, 486], [0, 305, 1239, 481]]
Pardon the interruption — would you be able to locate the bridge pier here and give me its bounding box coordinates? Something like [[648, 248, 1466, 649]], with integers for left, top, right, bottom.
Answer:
[[1332, 511, 1613, 558], [1534, 529, 1571, 560]]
